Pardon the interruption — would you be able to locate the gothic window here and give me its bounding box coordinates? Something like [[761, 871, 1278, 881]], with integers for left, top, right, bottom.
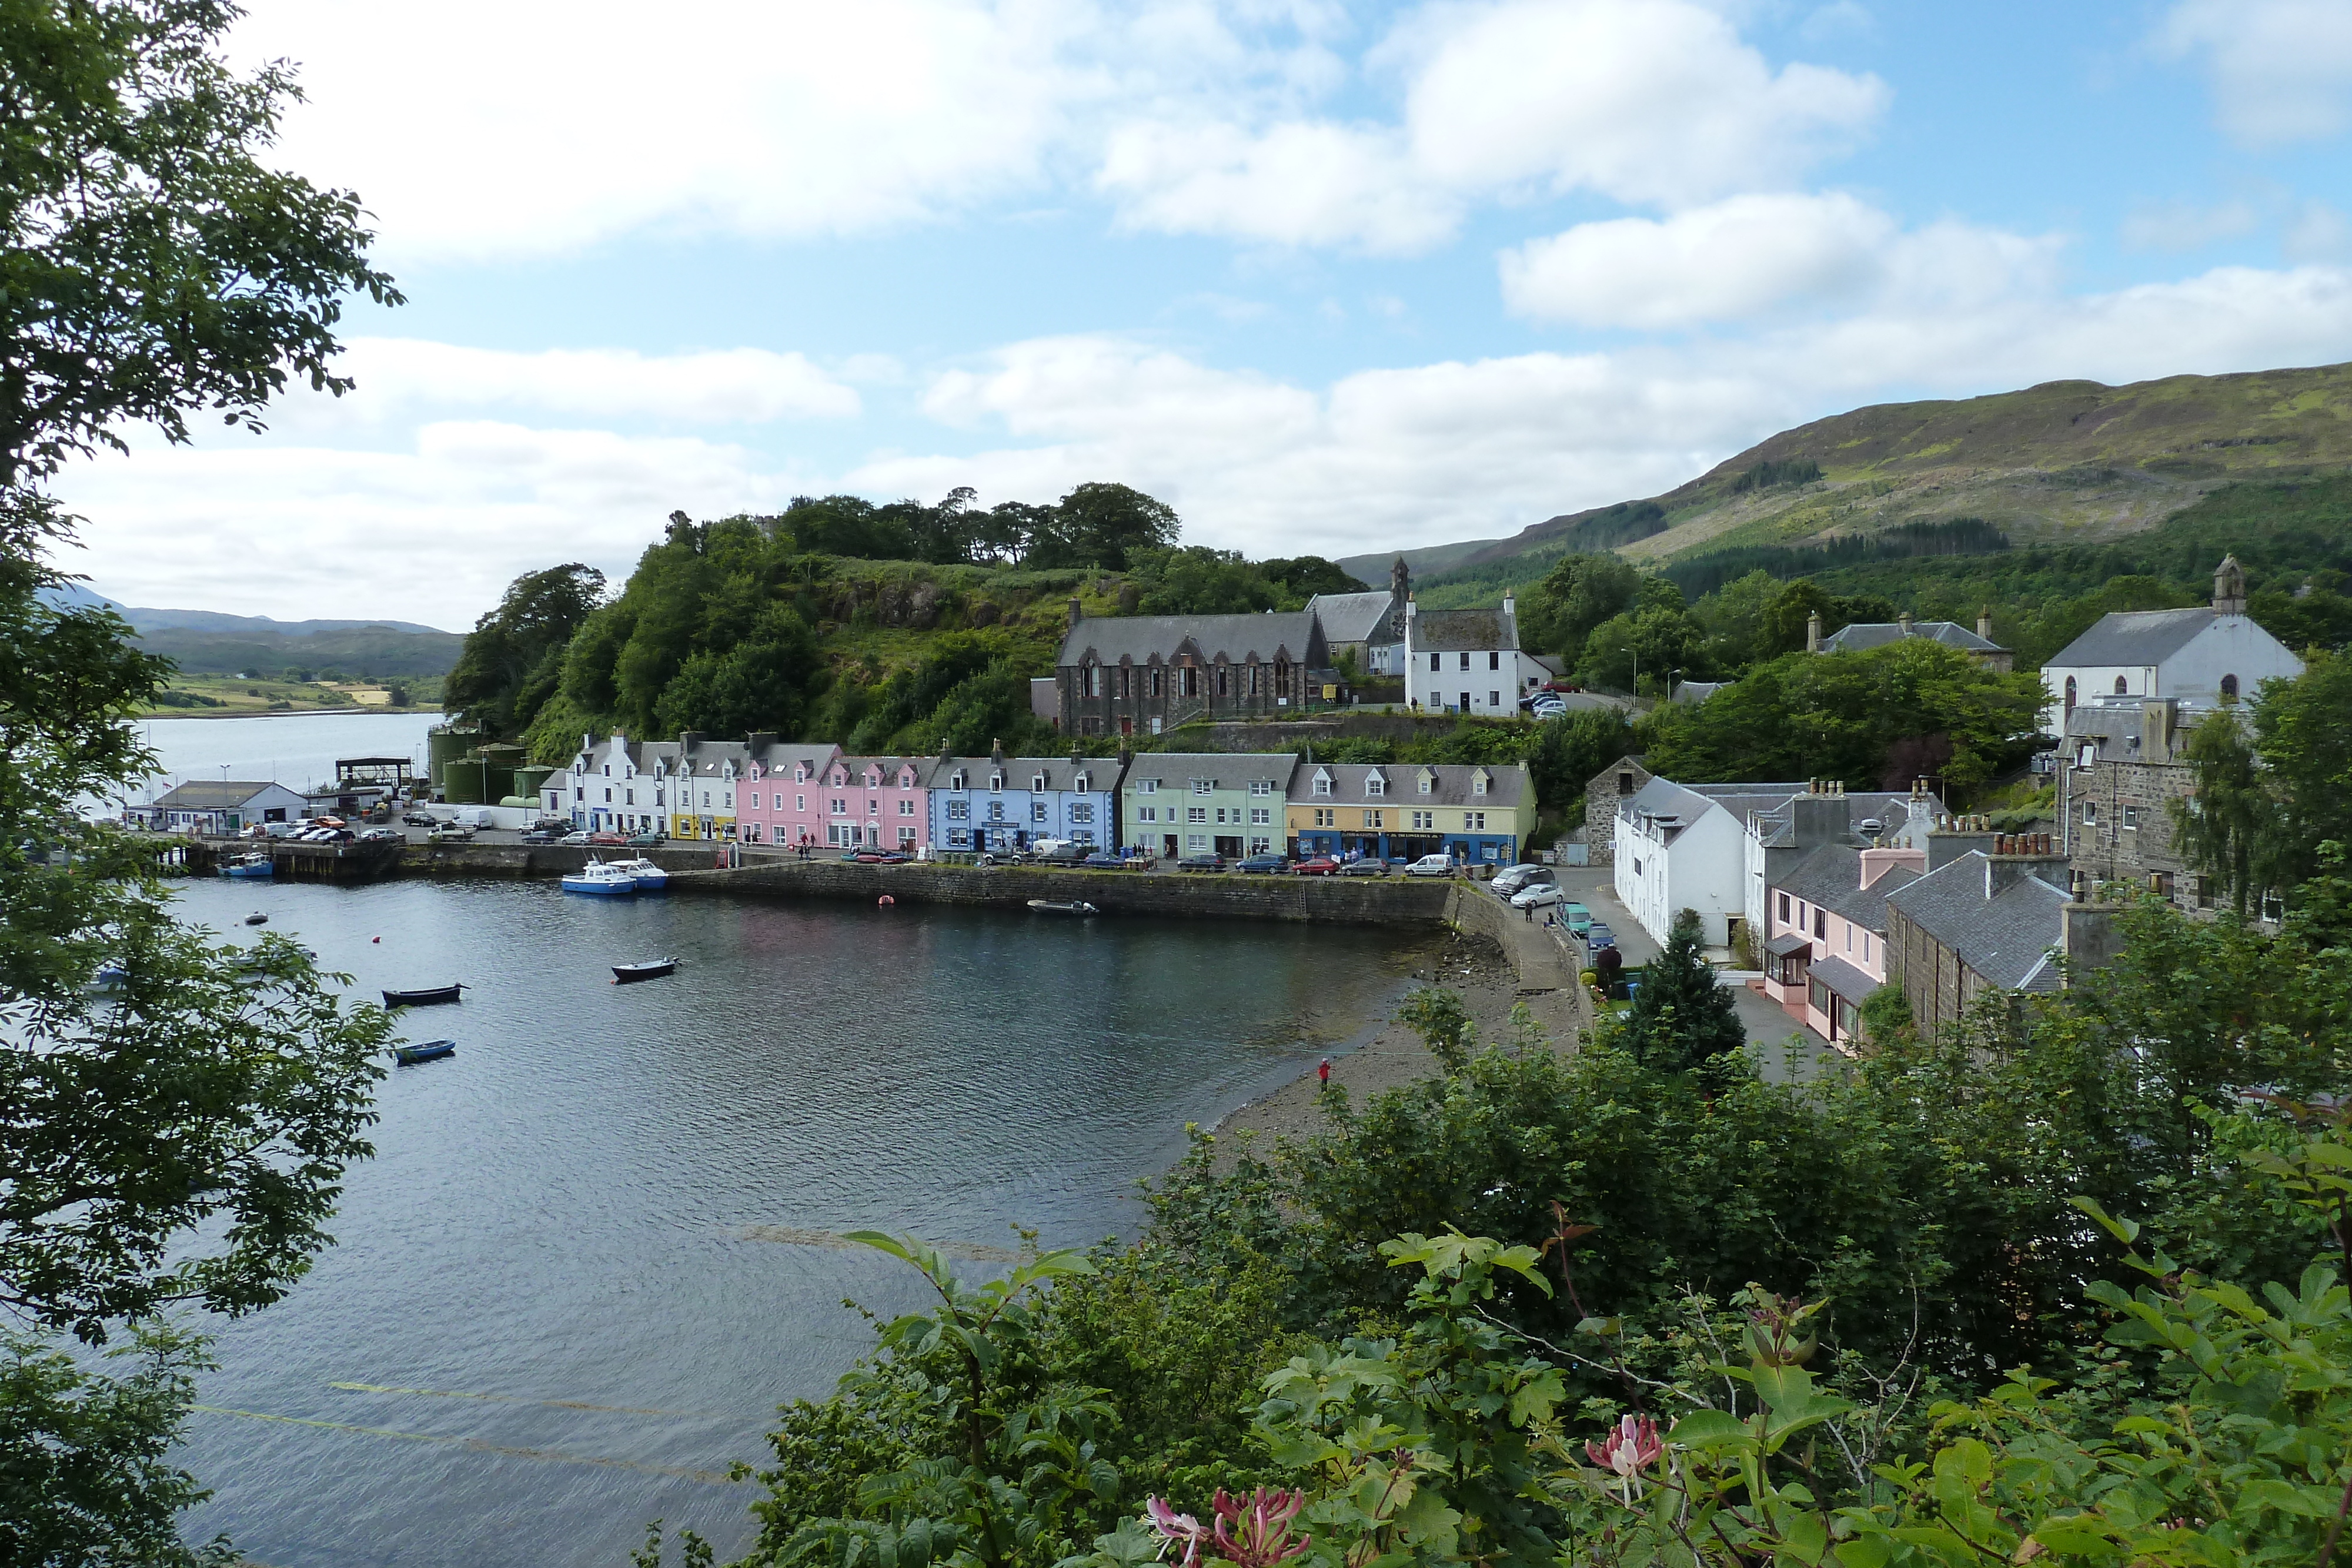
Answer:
[[2113, 676, 2128, 695], [2221, 673, 2239, 698]]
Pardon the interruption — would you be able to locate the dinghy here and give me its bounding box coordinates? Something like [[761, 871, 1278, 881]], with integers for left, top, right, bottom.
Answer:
[[612, 957, 678, 984], [382, 984, 465, 1008], [391, 1039, 456, 1065]]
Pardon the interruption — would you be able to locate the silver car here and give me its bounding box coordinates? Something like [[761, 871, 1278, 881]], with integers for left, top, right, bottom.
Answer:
[[1509, 882, 1565, 910]]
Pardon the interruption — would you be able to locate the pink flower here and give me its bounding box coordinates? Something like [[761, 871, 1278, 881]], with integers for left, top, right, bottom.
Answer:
[[1208, 1487, 1312, 1568], [1144, 1497, 1210, 1567], [1585, 1415, 1663, 1480]]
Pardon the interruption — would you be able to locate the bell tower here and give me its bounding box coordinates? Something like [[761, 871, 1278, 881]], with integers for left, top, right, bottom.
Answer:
[[2212, 554, 2246, 616]]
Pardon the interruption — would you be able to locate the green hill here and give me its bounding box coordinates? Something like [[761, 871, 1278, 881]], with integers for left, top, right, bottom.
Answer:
[[1408, 359, 2352, 606]]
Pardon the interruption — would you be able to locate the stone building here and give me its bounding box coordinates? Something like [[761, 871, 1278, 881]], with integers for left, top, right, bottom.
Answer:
[[1813, 610, 2012, 672], [1882, 825, 2119, 1037], [1054, 601, 1331, 737], [1582, 754, 1651, 865], [2056, 694, 2226, 911], [1308, 557, 1408, 676]]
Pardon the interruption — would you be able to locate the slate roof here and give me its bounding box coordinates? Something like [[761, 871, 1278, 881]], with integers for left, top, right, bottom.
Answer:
[[1771, 843, 1916, 932], [751, 741, 840, 780], [1410, 607, 1516, 653], [924, 755, 1124, 793], [2044, 607, 2216, 669], [151, 781, 296, 809], [821, 755, 927, 787], [1819, 620, 2003, 654], [1058, 613, 1321, 668], [1307, 590, 1400, 646], [1618, 776, 1809, 841], [1290, 760, 1530, 810], [1808, 954, 1880, 1005], [1120, 752, 1298, 792], [1765, 930, 1813, 958], [1671, 680, 1730, 703], [1745, 790, 1944, 848], [1883, 852, 2068, 992]]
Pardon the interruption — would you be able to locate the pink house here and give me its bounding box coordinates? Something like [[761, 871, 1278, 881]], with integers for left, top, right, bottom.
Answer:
[[740, 745, 930, 852], [736, 743, 837, 848], [1760, 841, 1925, 1049]]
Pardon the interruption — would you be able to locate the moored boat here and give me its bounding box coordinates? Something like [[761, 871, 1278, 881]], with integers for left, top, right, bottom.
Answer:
[[561, 859, 639, 897], [219, 852, 274, 880], [612, 957, 678, 983], [392, 1039, 457, 1065], [606, 856, 669, 892], [1025, 899, 1098, 915], [382, 983, 465, 1007]]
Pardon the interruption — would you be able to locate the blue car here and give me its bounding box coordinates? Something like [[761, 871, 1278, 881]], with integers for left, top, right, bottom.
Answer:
[[1081, 851, 1125, 870], [1236, 852, 1289, 874], [1584, 921, 1616, 951]]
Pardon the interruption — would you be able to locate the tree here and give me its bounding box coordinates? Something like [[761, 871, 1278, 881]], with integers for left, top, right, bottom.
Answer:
[[1518, 553, 1638, 665], [2248, 651, 2352, 900], [1618, 909, 1745, 1075], [1131, 547, 1283, 616], [0, 0, 396, 1550], [2172, 708, 2266, 917], [1259, 556, 1365, 601], [1044, 482, 1181, 571], [443, 561, 606, 737]]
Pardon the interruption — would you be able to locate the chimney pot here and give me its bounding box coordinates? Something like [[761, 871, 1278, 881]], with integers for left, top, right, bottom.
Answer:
[[1977, 607, 1993, 640], [1899, 610, 1914, 634]]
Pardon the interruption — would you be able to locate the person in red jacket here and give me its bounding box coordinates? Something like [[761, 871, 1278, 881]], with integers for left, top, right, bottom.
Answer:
[[1318, 1057, 1331, 1086]]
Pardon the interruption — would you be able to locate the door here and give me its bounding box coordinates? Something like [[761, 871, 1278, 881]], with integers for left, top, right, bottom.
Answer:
[[1162, 834, 1178, 857]]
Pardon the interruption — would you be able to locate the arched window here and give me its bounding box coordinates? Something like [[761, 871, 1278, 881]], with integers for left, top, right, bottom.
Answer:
[[2221, 673, 2240, 699], [2063, 676, 2077, 710], [2113, 676, 2129, 696]]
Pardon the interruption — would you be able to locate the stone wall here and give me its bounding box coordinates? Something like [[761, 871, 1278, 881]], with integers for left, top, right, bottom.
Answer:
[[1582, 754, 1649, 866], [1886, 901, 2002, 1038], [2057, 757, 2204, 907], [667, 858, 1455, 927], [398, 842, 719, 880]]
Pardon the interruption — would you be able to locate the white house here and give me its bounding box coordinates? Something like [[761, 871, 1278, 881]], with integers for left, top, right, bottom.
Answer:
[[2037, 556, 2303, 737], [136, 780, 310, 834], [1402, 593, 1549, 715], [1615, 776, 1806, 947]]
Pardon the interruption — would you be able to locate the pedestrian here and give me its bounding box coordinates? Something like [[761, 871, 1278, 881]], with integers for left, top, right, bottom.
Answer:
[[1318, 1057, 1331, 1086], [1524, 900, 1533, 922]]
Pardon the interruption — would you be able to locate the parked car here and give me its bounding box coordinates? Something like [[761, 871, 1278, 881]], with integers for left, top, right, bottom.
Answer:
[[626, 831, 666, 847], [587, 831, 628, 846], [427, 825, 474, 843], [1338, 857, 1391, 877], [1404, 854, 1457, 878], [402, 810, 439, 827], [854, 850, 913, 864], [1293, 855, 1342, 877], [358, 827, 403, 843], [520, 828, 560, 845], [1530, 697, 1569, 719], [1175, 852, 1225, 873], [1559, 901, 1593, 935], [1489, 862, 1553, 895], [1236, 852, 1289, 874], [557, 830, 592, 846], [1081, 851, 1126, 870], [1509, 882, 1565, 910], [1584, 921, 1616, 951]]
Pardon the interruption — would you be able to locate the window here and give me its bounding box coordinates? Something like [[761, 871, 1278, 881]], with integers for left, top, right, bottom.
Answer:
[[1778, 891, 1790, 921], [1314, 808, 1335, 827], [1312, 775, 1332, 796], [1251, 837, 1272, 854], [1814, 908, 1826, 939], [746, 793, 757, 809], [2113, 676, 2129, 695], [987, 801, 1005, 821], [603, 788, 612, 802], [1366, 775, 1385, 796], [1618, 770, 1635, 794], [701, 791, 711, 808], [2121, 805, 2141, 829], [949, 830, 970, 847], [1250, 807, 1271, 825], [1472, 775, 1488, 796], [1033, 774, 1047, 791], [1488, 651, 1499, 670], [1074, 774, 1089, 793], [1488, 691, 1499, 707], [1069, 802, 1093, 824], [795, 794, 806, 812], [1411, 810, 1434, 830], [898, 826, 917, 847], [1137, 805, 1157, 823], [2076, 743, 2097, 769], [1188, 806, 1207, 824], [1136, 780, 1157, 794], [1458, 651, 1471, 670], [950, 770, 966, 789], [603, 764, 610, 776], [1417, 774, 1432, 794], [1032, 801, 1049, 823], [1632, 857, 1643, 876], [947, 800, 970, 820], [990, 774, 1003, 792], [2221, 673, 2240, 699], [1362, 810, 1382, 828], [1249, 780, 1271, 796], [827, 798, 845, 815], [900, 798, 915, 815], [1465, 811, 1486, 831], [2082, 801, 2098, 825], [1429, 652, 1441, 671], [1192, 778, 1213, 795], [1214, 807, 1227, 824], [1187, 833, 1206, 850]]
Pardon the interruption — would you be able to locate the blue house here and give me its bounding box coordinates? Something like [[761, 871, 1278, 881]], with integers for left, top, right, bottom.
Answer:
[[924, 742, 1127, 855]]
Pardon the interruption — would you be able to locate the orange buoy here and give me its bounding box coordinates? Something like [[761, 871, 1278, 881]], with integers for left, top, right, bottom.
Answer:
[[877, 895, 894, 907]]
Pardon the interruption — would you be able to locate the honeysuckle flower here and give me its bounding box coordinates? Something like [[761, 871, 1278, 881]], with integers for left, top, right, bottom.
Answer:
[[1144, 1496, 1210, 1567], [1209, 1486, 1312, 1568], [1586, 1414, 1663, 1479]]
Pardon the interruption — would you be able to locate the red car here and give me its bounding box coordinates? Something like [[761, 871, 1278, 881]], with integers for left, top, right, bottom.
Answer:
[[1294, 855, 1342, 877], [587, 830, 628, 845]]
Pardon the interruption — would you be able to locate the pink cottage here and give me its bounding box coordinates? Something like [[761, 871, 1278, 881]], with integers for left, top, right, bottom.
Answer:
[[740, 744, 930, 852], [1759, 840, 1925, 1051], [736, 743, 837, 848]]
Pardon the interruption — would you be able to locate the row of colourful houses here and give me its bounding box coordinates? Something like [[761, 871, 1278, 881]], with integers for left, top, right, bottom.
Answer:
[[548, 733, 1537, 864]]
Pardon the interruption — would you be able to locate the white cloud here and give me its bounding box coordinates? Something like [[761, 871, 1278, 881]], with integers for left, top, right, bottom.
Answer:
[[320, 340, 860, 426], [1499, 194, 2056, 330], [2156, 0, 2352, 146], [2120, 198, 2261, 253], [54, 424, 801, 627], [1098, 0, 1887, 252]]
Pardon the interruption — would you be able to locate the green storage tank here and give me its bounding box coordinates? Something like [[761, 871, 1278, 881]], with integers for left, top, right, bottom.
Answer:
[[426, 724, 480, 791], [476, 743, 524, 804], [513, 765, 554, 803], [443, 753, 489, 805]]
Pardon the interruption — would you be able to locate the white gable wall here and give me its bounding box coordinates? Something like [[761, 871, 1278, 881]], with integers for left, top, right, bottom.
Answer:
[[2040, 617, 2304, 735], [1616, 805, 1747, 947]]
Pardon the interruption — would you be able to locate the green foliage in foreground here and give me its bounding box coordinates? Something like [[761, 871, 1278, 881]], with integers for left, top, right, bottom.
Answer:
[[2174, 657, 2352, 915], [637, 879, 2352, 1568]]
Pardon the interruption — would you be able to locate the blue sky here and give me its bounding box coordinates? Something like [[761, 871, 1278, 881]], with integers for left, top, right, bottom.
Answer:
[[51, 0, 2352, 627]]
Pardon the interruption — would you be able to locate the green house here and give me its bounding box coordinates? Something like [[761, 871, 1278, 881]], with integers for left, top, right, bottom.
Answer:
[[1121, 751, 1299, 860]]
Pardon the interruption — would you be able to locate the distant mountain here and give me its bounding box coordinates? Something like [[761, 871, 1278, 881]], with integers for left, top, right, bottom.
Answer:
[[40, 582, 463, 678], [1398, 360, 2352, 598], [42, 580, 450, 636]]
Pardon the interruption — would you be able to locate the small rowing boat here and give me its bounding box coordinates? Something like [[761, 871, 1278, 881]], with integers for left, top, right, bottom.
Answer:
[[382, 983, 465, 1008], [612, 957, 678, 984], [391, 1039, 456, 1065], [1025, 899, 1098, 915]]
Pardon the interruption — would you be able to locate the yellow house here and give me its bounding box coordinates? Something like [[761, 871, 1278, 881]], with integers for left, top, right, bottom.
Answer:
[[1285, 760, 1536, 865]]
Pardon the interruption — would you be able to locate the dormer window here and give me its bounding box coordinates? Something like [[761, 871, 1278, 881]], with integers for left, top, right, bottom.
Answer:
[[1472, 774, 1488, 797], [796, 765, 808, 783], [990, 773, 1003, 793], [1312, 774, 1332, 797], [1417, 773, 1432, 795], [1365, 775, 1385, 797], [951, 770, 967, 790], [1033, 773, 1046, 791], [1074, 773, 1089, 793]]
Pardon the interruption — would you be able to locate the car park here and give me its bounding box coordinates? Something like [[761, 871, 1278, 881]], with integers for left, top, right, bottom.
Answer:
[[1337, 857, 1391, 877], [1236, 852, 1289, 874], [1292, 855, 1342, 877], [1404, 854, 1457, 877], [1175, 852, 1225, 873], [1509, 882, 1565, 909], [1559, 901, 1592, 935]]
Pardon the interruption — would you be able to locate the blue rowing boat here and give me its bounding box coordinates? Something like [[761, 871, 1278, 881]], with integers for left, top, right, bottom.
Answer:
[[392, 1039, 456, 1065]]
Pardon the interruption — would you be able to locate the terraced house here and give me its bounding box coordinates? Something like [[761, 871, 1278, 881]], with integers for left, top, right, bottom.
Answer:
[[734, 742, 841, 848], [1285, 760, 1535, 865], [554, 731, 662, 834], [1121, 751, 1296, 860], [926, 743, 1125, 855], [652, 733, 748, 841]]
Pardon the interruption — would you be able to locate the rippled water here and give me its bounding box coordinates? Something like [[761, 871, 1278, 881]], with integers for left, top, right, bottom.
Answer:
[[165, 874, 1413, 1567]]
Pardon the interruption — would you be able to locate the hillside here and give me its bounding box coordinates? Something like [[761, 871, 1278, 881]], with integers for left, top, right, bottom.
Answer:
[[40, 581, 462, 680], [1406, 359, 2352, 604]]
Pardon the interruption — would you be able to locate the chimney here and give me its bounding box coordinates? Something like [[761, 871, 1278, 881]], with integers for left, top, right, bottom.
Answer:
[[1503, 590, 1516, 620], [1860, 843, 1927, 888], [1982, 833, 2067, 900], [1068, 596, 1084, 631], [745, 731, 778, 754], [1926, 816, 1997, 871], [1806, 610, 1822, 653], [2141, 697, 2179, 763], [1789, 787, 1849, 848], [2213, 554, 2247, 616], [1976, 607, 1993, 641], [681, 731, 705, 753], [1405, 593, 1418, 620], [990, 737, 1005, 766], [2060, 897, 2124, 974], [1899, 610, 1914, 636]]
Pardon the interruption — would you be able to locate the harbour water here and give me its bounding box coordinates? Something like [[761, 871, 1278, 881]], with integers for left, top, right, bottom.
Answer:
[[165, 870, 1415, 1566]]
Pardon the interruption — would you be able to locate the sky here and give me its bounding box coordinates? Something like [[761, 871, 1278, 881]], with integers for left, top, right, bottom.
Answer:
[[46, 0, 2352, 630]]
